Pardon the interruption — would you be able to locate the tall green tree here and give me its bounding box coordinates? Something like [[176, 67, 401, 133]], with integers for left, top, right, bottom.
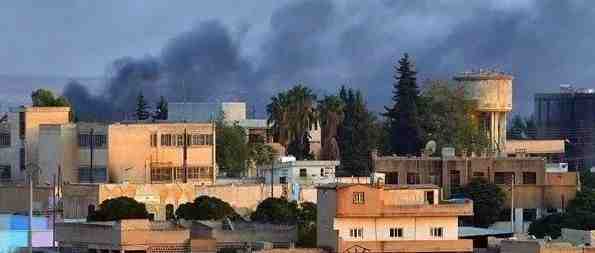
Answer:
[[529, 189, 595, 238], [31, 88, 70, 107], [459, 178, 506, 227], [418, 81, 489, 155], [249, 142, 276, 166], [153, 96, 168, 120], [318, 95, 344, 160], [135, 92, 150, 120], [338, 87, 376, 176], [267, 85, 318, 160], [385, 53, 423, 155], [216, 117, 250, 176], [508, 114, 536, 140]]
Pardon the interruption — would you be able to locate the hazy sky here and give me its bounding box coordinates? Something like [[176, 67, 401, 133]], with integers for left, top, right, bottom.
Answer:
[[2, 0, 595, 116]]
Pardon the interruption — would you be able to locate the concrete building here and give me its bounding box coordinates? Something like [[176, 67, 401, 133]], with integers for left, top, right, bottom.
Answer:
[[0, 106, 71, 183], [373, 153, 579, 234], [535, 86, 595, 170], [317, 183, 474, 253], [258, 159, 339, 201], [55, 219, 216, 253], [455, 70, 513, 153], [505, 139, 565, 163]]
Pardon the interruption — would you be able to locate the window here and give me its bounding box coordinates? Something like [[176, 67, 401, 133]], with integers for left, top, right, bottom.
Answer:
[[78, 134, 106, 148], [386, 172, 399, 185], [389, 228, 403, 238], [78, 167, 107, 183], [430, 227, 444, 238], [494, 172, 514, 184], [19, 148, 25, 171], [161, 134, 172, 146], [523, 208, 537, 221], [0, 165, 10, 181], [19, 112, 25, 139], [407, 172, 419, 184], [523, 172, 537, 184], [449, 170, 461, 188], [151, 167, 172, 182], [150, 134, 157, 147], [320, 168, 325, 177], [175, 167, 185, 181], [425, 191, 435, 205], [349, 228, 363, 238], [353, 192, 365, 204], [473, 171, 485, 178], [279, 176, 287, 184], [299, 168, 307, 177], [166, 204, 175, 220], [203, 134, 213, 145], [177, 134, 184, 146], [0, 133, 10, 146], [188, 167, 203, 179], [192, 134, 204, 145]]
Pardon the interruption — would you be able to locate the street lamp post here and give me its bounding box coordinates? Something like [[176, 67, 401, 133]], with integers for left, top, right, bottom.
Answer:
[[25, 163, 40, 253]]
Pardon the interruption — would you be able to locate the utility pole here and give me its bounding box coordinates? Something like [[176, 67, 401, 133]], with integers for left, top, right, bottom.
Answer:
[[89, 128, 94, 183], [183, 128, 188, 183], [270, 159, 274, 198], [52, 174, 56, 248], [510, 173, 515, 234]]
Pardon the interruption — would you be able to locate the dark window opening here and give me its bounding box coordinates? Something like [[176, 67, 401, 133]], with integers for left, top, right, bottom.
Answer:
[[166, 204, 175, 220], [425, 191, 435, 205], [495, 172, 514, 184], [406, 172, 420, 184], [299, 168, 307, 177], [386, 172, 399, 185], [523, 172, 537, 185]]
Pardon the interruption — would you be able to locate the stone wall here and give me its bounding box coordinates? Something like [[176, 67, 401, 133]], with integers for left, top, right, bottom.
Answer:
[[63, 183, 317, 220]]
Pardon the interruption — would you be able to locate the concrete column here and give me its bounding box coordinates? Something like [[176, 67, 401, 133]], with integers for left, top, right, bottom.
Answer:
[[514, 208, 524, 234]]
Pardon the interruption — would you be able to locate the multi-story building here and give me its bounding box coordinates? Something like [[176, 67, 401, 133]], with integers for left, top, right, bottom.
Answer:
[[373, 153, 579, 234], [535, 86, 595, 170], [0, 106, 71, 183], [317, 183, 474, 253], [0, 106, 216, 185]]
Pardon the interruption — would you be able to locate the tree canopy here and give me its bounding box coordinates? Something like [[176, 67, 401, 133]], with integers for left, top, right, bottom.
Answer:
[[337, 87, 376, 176], [418, 81, 489, 155], [458, 178, 506, 227], [135, 92, 150, 120], [385, 53, 423, 155], [216, 118, 250, 176], [318, 95, 344, 160], [175, 196, 238, 221], [267, 85, 318, 160], [508, 114, 537, 140], [87, 197, 150, 222], [31, 89, 70, 107], [529, 189, 595, 238], [153, 96, 168, 120]]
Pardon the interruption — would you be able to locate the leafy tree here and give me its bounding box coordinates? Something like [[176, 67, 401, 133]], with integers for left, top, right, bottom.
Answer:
[[508, 114, 537, 140], [175, 196, 238, 221], [318, 95, 344, 160], [216, 118, 250, 176], [459, 178, 506, 227], [135, 92, 150, 120], [581, 170, 595, 190], [249, 142, 276, 166], [153, 96, 168, 120], [31, 88, 70, 107], [385, 53, 423, 155], [418, 81, 489, 155], [338, 87, 376, 176], [250, 197, 300, 225], [267, 85, 318, 160], [528, 213, 565, 239], [529, 189, 595, 238], [87, 197, 150, 221]]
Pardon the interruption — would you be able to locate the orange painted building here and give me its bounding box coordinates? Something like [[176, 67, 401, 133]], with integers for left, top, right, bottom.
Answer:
[[317, 183, 473, 253]]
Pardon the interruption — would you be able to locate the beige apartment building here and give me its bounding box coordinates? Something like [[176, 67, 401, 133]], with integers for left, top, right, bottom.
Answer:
[[317, 183, 474, 253], [0, 106, 216, 186], [0, 106, 71, 183]]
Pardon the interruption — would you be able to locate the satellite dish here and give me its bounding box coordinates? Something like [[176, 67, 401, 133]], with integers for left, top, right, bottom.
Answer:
[[424, 140, 437, 155]]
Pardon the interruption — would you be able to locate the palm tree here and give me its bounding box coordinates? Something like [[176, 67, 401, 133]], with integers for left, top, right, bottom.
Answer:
[[318, 95, 344, 160], [267, 85, 318, 159]]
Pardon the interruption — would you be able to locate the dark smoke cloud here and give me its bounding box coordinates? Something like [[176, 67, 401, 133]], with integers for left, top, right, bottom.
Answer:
[[64, 0, 595, 120]]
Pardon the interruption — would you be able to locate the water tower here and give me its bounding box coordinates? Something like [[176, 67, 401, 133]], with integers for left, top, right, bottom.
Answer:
[[454, 70, 513, 154]]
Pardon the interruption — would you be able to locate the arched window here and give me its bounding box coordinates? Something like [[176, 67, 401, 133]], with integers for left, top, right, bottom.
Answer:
[[166, 204, 175, 220]]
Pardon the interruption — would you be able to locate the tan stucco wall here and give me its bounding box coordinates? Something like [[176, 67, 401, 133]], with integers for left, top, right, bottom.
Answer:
[[63, 183, 286, 220], [38, 124, 78, 184], [334, 216, 458, 241], [107, 122, 215, 184]]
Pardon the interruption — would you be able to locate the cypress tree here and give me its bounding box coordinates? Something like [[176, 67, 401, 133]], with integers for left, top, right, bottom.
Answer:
[[135, 92, 150, 120], [153, 96, 168, 120], [385, 53, 423, 155]]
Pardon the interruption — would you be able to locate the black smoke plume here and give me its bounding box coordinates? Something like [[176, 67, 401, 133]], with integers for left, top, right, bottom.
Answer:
[[64, 0, 595, 120]]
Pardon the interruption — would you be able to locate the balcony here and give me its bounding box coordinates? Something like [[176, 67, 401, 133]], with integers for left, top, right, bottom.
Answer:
[[337, 200, 473, 218]]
